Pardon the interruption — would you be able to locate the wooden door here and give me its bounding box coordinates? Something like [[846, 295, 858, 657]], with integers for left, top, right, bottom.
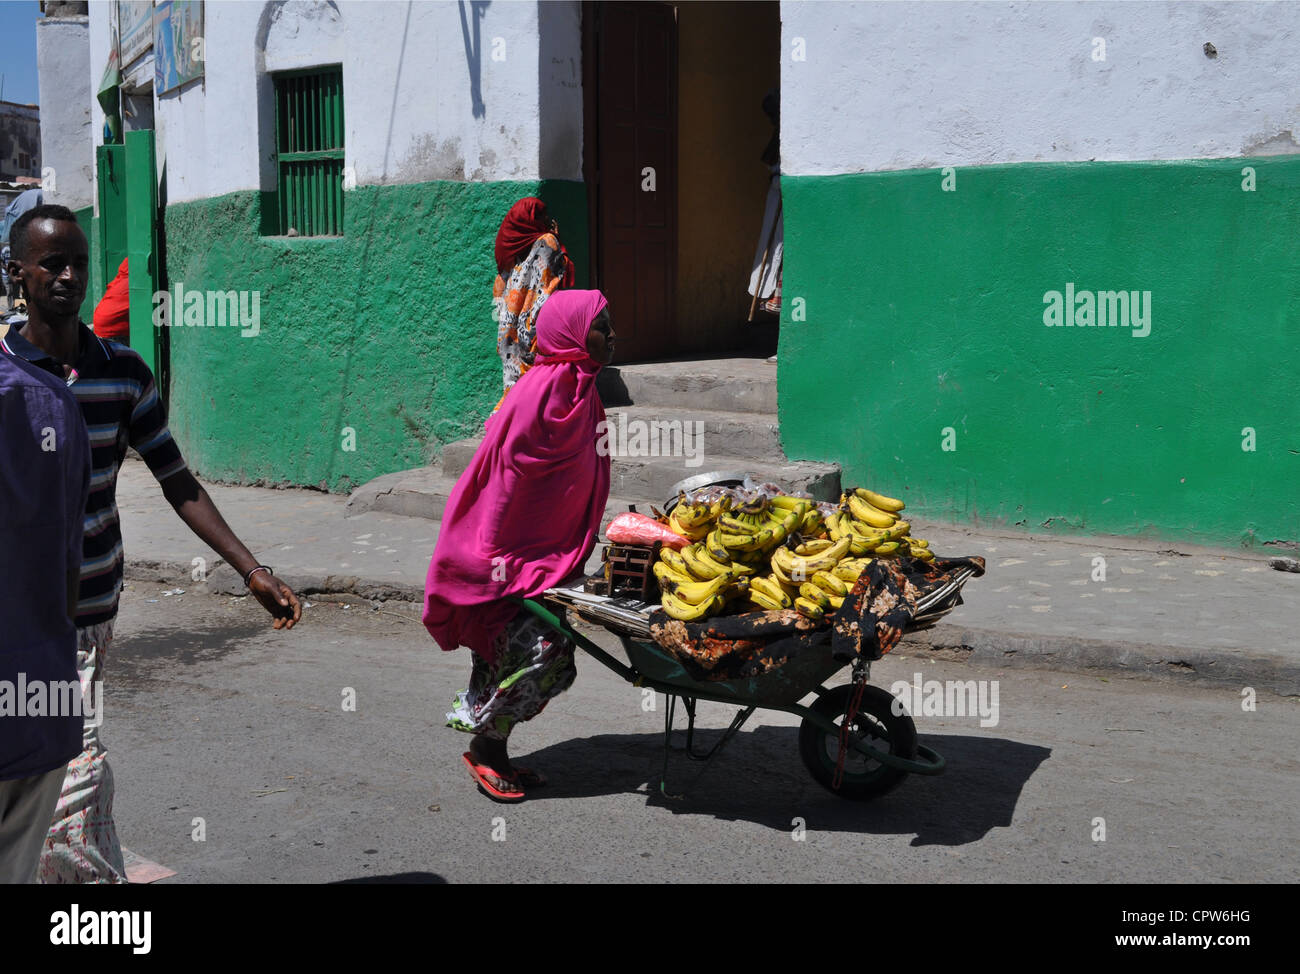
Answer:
[[585, 1, 677, 362]]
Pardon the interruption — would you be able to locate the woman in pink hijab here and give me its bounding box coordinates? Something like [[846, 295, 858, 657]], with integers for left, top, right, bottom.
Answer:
[[424, 289, 615, 801]]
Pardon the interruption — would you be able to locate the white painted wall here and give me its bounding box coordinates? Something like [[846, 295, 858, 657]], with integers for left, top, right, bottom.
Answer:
[[87, 0, 582, 207], [781, 0, 1300, 175], [37, 16, 94, 210], [87, 2, 111, 217]]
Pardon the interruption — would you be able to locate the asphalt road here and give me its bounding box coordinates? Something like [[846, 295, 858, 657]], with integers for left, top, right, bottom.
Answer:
[[103, 582, 1298, 884]]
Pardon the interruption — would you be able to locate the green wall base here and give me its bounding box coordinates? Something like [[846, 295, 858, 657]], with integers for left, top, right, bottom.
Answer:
[[780, 157, 1300, 547], [163, 178, 587, 491]]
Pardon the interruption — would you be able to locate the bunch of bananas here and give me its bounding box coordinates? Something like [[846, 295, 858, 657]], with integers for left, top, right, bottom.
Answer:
[[650, 486, 936, 623], [831, 487, 934, 562], [664, 492, 730, 541]]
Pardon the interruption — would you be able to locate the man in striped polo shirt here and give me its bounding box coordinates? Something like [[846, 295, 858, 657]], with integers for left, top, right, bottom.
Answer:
[[4, 205, 302, 883]]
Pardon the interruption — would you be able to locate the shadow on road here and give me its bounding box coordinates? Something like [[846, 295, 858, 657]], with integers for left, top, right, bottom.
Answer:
[[109, 619, 270, 689], [514, 727, 1051, 846], [331, 872, 448, 884]]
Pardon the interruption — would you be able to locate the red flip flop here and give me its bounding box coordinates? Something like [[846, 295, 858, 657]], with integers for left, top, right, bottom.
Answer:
[[462, 753, 525, 803]]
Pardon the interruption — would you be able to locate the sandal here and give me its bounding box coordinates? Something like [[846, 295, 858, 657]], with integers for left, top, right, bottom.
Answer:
[[462, 752, 525, 803]]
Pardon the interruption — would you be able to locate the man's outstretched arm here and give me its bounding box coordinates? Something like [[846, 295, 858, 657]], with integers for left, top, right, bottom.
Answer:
[[160, 469, 302, 629]]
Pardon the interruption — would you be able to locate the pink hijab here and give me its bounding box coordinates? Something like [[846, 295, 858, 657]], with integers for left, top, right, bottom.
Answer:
[[422, 289, 611, 663]]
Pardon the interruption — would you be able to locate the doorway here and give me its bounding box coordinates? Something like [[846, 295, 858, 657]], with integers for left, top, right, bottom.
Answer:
[[583, 1, 781, 363]]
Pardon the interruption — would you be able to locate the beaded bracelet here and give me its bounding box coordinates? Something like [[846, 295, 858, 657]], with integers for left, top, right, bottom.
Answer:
[[244, 565, 273, 587]]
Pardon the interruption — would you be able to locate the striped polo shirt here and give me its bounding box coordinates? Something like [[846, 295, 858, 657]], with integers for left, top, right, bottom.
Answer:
[[1, 322, 187, 627]]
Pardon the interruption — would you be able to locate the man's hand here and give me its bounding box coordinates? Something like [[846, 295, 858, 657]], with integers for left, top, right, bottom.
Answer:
[[248, 572, 302, 629]]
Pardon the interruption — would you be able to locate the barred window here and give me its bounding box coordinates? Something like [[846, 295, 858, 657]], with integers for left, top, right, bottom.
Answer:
[[273, 66, 344, 237]]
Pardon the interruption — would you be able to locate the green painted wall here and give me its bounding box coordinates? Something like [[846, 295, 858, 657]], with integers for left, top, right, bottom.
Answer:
[[163, 178, 587, 491], [73, 205, 97, 322], [779, 157, 1300, 548]]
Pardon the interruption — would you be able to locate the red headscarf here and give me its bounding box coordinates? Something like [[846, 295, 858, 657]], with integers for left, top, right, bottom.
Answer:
[[493, 197, 576, 287], [423, 289, 611, 662]]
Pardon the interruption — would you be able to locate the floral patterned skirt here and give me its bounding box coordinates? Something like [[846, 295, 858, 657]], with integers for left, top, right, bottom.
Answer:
[[39, 620, 128, 884], [447, 612, 577, 741]]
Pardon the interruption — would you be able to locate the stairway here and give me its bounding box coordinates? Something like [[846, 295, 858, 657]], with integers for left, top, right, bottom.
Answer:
[[346, 358, 841, 526]]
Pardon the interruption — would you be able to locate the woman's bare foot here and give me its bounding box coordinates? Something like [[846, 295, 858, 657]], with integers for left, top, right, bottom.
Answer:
[[469, 735, 522, 796]]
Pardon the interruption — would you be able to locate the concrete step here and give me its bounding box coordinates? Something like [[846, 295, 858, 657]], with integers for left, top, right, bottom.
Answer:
[[606, 454, 840, 504], [434, 432, 837, 504], [600, 404, 783, 458], [345, 466, 652, 530], [436, 408, 784, 484], [598, 358, 779, 414], [351, 357, 841, 525]]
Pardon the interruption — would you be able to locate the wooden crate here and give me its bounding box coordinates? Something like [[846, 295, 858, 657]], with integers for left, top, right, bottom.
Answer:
[[603, 542, 661, 601]]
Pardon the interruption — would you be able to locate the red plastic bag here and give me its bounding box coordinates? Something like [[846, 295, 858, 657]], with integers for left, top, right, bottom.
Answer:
[[606, 512, 689, 550]]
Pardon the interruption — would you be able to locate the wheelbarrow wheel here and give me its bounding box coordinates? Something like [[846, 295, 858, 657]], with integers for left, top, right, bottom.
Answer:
[[798, 684, 917, 800]]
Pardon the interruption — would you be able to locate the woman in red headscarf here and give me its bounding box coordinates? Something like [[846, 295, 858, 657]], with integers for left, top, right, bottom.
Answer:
[[492, 198, 576, 395], [425, 289, 614, 802]]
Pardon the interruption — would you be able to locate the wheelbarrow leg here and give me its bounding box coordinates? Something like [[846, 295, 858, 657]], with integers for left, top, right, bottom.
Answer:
[[659, 695, 758, 799], [661, 694, 686, 800]]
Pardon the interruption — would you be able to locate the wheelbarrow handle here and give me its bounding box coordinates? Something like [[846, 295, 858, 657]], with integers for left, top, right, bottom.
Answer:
[[513, 598, 639, 683]]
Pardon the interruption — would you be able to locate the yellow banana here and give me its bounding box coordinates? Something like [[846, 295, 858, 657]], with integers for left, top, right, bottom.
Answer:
[[794, 597, 825, 622], [661, 591, 724, 621], [749, 575, 793, 609], [722, 516, 792, 553], [847, 518, 888, 540], [653, 560, 696, 592], [833, 559, 871, 582], [705, 548, 754, 576], [848, 535, 877, 557], [910, 538, 929, 549], [773, 574, 801, 601], [663, 573, 731, 605], [848, 493, 897, 528], [667, 511, 710, 541], [659, 547, 695, 579], [680, 544, 725, 580], [719, 528, 764, 551], [799, 583, 830, 610], [769, 495, 812, 517], [800, 509, 824, 535], [774, 534, 851, 579], [795, 538, 833, 557], [747, 590, 788, 612], [704, 529, 733, 563], [812, 571, 848, 597], [826, 511, 849, 542], [828, 594, 845, 610], [854, 487, 905, 513], [873, 541, 901, 556], [770, 558, 796, 588], [718, 513, 758, 535], [909, 546, 935, 561], [672, 493, 712, 528], [707, 496, 732, 519], [885, 520, 911, 541]]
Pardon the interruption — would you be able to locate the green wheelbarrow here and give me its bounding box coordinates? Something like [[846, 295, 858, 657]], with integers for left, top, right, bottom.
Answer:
[[516, 596, 948, 800]]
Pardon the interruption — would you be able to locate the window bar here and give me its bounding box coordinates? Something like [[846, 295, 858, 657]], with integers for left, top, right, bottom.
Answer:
[[327, 71, 335, 148]]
